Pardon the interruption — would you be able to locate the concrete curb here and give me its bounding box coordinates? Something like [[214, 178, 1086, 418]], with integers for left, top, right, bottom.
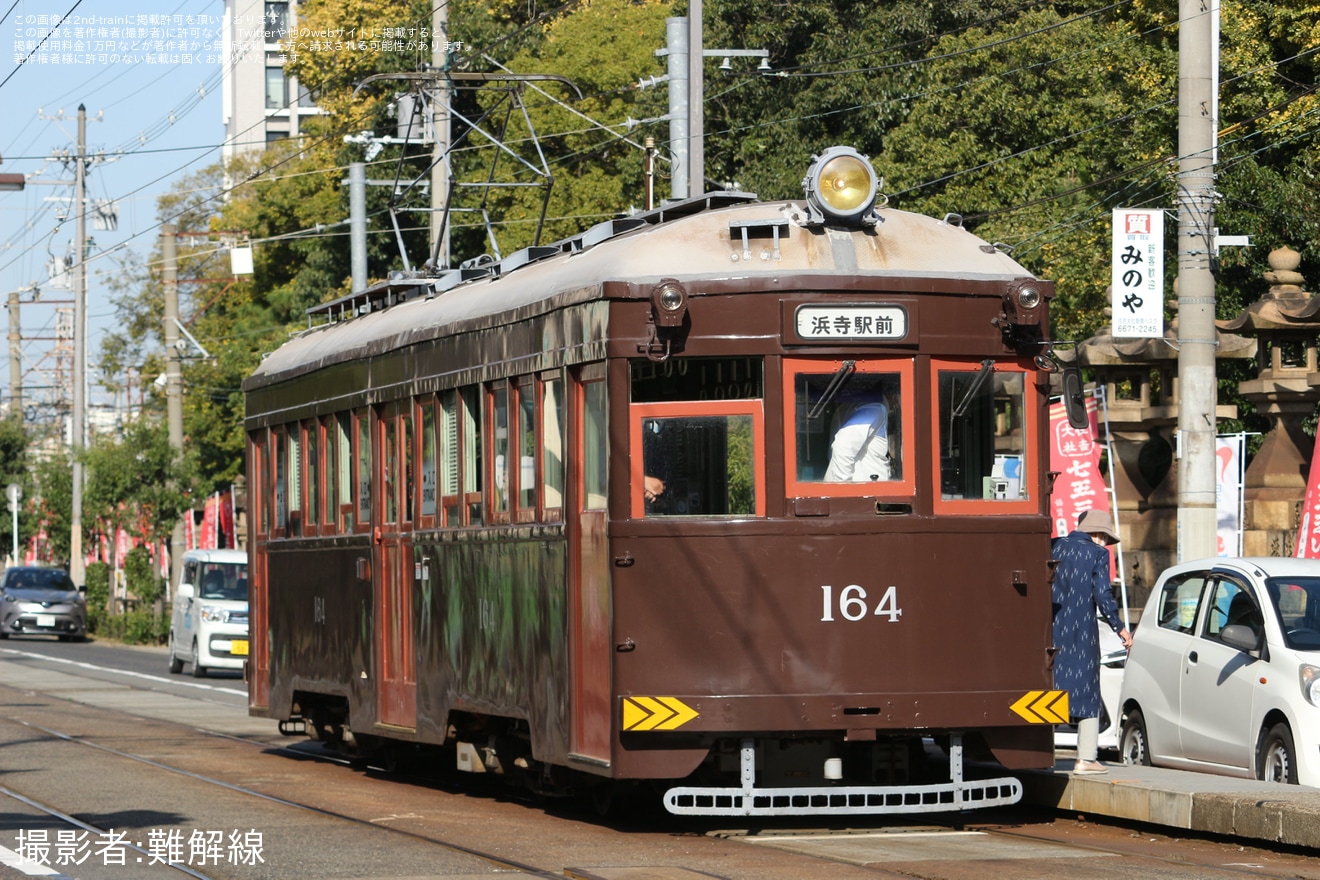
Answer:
[[1020, 761, 1320, 849]]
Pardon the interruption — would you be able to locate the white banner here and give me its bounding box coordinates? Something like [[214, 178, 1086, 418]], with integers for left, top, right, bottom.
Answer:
[[1216, 434, 1244, 557], [1111, 209, 1165, 338]]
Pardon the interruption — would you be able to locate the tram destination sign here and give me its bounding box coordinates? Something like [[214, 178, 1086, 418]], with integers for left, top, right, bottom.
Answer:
[[783, 301, 916, 345]]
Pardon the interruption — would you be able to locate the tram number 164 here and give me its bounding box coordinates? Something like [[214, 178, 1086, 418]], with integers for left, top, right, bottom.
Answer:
[[820, 584, 902, 623]]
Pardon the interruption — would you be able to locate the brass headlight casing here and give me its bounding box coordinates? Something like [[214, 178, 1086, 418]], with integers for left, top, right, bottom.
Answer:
[[802, 146, 881, 227]]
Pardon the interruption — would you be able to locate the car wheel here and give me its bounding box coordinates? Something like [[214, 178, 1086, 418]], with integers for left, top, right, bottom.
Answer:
[[1258, 722, 1298, 784], [190, 639, 207, 678], [167, 633, 184, 674], [1120, 708, 1152, 766]]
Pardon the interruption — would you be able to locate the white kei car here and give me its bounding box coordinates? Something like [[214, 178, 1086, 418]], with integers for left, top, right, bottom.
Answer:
[[1117, 557, 1320, 786], [167, 548, 249, 677]]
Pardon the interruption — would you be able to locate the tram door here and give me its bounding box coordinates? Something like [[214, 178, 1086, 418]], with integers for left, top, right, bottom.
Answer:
[[569, 367, 612, 763], [247, 432, 270, 710], [374, 403, 417, 729]]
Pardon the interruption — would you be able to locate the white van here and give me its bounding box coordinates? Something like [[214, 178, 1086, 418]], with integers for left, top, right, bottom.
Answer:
[[167, 548, 249, 677]]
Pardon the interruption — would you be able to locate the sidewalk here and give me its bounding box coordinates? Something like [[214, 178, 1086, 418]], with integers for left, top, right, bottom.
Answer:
[[1019, 757, 1320, 849]]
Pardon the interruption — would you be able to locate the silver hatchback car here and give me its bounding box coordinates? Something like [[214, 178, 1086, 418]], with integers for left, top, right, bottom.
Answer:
[[0, 566, 87, 641], [1118, 557, 1320, 786]]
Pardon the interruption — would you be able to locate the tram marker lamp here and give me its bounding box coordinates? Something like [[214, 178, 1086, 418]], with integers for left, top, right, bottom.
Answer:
[[651, 280, 687, 328], [802, 146, 881, 228]]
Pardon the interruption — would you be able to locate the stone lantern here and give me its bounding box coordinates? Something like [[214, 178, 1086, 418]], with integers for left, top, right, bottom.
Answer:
[[1218, 247, 1320, 557], [1060, 296, 1255, 604]]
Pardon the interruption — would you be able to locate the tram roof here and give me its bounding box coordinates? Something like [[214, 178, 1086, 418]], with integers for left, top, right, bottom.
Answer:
[[246, 195, 1040, 390]]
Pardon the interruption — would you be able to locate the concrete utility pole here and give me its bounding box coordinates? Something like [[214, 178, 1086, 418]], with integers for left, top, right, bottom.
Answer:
[[665, 17, 690, 200], [70, 104, 87, 588], [162, 224, 185, 593], [1176, 0, 1219, 561], [7, 289, 21, 417], [348, 163, 367, 291], [431, 3, 450, 268], [687, 0, 703, 196]]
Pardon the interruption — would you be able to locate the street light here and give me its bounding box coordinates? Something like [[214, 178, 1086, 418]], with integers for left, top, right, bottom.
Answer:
[[0, 173, 25, 192]]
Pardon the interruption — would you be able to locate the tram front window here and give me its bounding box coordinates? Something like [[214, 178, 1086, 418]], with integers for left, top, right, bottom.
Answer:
[[641, 414, 756, 517], [937, 363, 1030, 502], [630, 356, 765, 518]]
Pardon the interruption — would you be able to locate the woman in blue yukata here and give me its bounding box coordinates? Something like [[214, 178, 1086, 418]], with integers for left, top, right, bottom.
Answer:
[[1051, 509, 1133, 775]]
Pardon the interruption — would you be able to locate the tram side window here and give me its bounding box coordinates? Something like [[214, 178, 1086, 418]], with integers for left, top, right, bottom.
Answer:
[[252, 431, 269, 538], [518, 376, 537, 517], [421, 400, 437, 521], [286, 424, 302, 534], [936, 364, 1031, 504], [356, 409, 371, 527], [542, 374, 564, 518], [274, 428, 287, 532], [305, 421, 319, 529], [323, 416, 336, 531], [337, 413, 353, 531], [583, 379, 607, 510], [403, 408, 414, 524], [462, 386, 484, 525], [441, 390, 460, 524], [491, 382, 510, 520]]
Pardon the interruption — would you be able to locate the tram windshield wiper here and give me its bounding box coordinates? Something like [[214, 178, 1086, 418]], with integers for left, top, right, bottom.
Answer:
[[807, 360, 856, 420], [951, 359, 995, 418]]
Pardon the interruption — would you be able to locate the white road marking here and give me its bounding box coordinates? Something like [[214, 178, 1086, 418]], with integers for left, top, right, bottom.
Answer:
[[0, 844, 66, 877], [0, 648, 246, 695]]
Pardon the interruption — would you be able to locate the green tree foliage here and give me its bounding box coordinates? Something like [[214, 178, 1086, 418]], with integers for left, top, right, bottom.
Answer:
[[81, 419, 196, 555], [89, 0, 1320, 502]]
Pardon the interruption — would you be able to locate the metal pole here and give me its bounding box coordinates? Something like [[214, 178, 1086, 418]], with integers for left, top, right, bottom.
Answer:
[[8, 288, 21, 418], [687, 0, 703, 196], [1176, 0, 1219, 561], [666, 17, 689, 200], [432, 2, 450, 268], [163, 224, 185, 595], [70, 104, 86, 587], [349, 163, 367, 292]]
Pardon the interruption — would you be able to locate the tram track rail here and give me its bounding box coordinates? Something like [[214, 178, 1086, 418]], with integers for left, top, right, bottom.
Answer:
[[0, 714, 565, 880]]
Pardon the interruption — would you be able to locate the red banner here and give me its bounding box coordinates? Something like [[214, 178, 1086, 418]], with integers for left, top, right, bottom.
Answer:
[[1296, 432, 1320, 557], [200, 494, 218, 550], [1049, 398, 1109, 538]]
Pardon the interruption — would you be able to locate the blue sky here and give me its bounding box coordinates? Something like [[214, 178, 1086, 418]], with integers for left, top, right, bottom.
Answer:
[[2, 0, 225, 417]]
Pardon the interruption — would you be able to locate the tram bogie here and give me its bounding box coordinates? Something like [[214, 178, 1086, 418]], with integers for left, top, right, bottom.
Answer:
[[244, 147, 1061, 815]]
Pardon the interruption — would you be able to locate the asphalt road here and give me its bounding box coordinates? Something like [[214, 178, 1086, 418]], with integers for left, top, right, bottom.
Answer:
[[3, 635, 1319, 880]]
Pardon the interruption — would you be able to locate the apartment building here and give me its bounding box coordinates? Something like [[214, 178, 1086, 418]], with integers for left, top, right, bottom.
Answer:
[[221, 0, 319, 163]]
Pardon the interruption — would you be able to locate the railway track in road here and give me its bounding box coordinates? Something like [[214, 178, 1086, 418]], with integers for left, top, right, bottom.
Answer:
[[0, 712, 566, 880], [5, 647, 1320, 880]]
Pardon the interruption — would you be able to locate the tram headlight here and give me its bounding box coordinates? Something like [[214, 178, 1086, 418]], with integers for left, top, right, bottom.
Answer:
[[651, 280, 688, 328], [802, 146, 880, 228]]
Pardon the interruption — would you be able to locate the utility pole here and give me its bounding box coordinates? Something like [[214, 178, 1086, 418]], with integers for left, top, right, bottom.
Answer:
[[687, 0, 703, 196], [664, 17, 689, 200], [654, 13, 766, 200], [431, 3, 450, 268], [1176, 0, 1219, 561], [162, 224, 185, 593], [348, 163, 367, 291], [7, 288, 21, 418], [70, 104, 87, 588]]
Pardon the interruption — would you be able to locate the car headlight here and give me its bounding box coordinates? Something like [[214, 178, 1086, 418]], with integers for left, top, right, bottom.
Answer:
[[1300, 664, 1320, 707], [200, 604, 229, 624]]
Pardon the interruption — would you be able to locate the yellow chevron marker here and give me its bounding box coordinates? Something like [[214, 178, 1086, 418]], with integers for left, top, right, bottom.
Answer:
[[1010, 689, 1070, 724], [622, 696, 700, 731], [654, 697, 699, 730]]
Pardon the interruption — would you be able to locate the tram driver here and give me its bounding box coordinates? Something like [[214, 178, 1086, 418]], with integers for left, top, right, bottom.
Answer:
[[824, 394, 891, 482]]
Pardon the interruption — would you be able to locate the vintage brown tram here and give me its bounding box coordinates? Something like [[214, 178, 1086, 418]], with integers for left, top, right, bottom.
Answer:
[[243, 147, 1066, 816]]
